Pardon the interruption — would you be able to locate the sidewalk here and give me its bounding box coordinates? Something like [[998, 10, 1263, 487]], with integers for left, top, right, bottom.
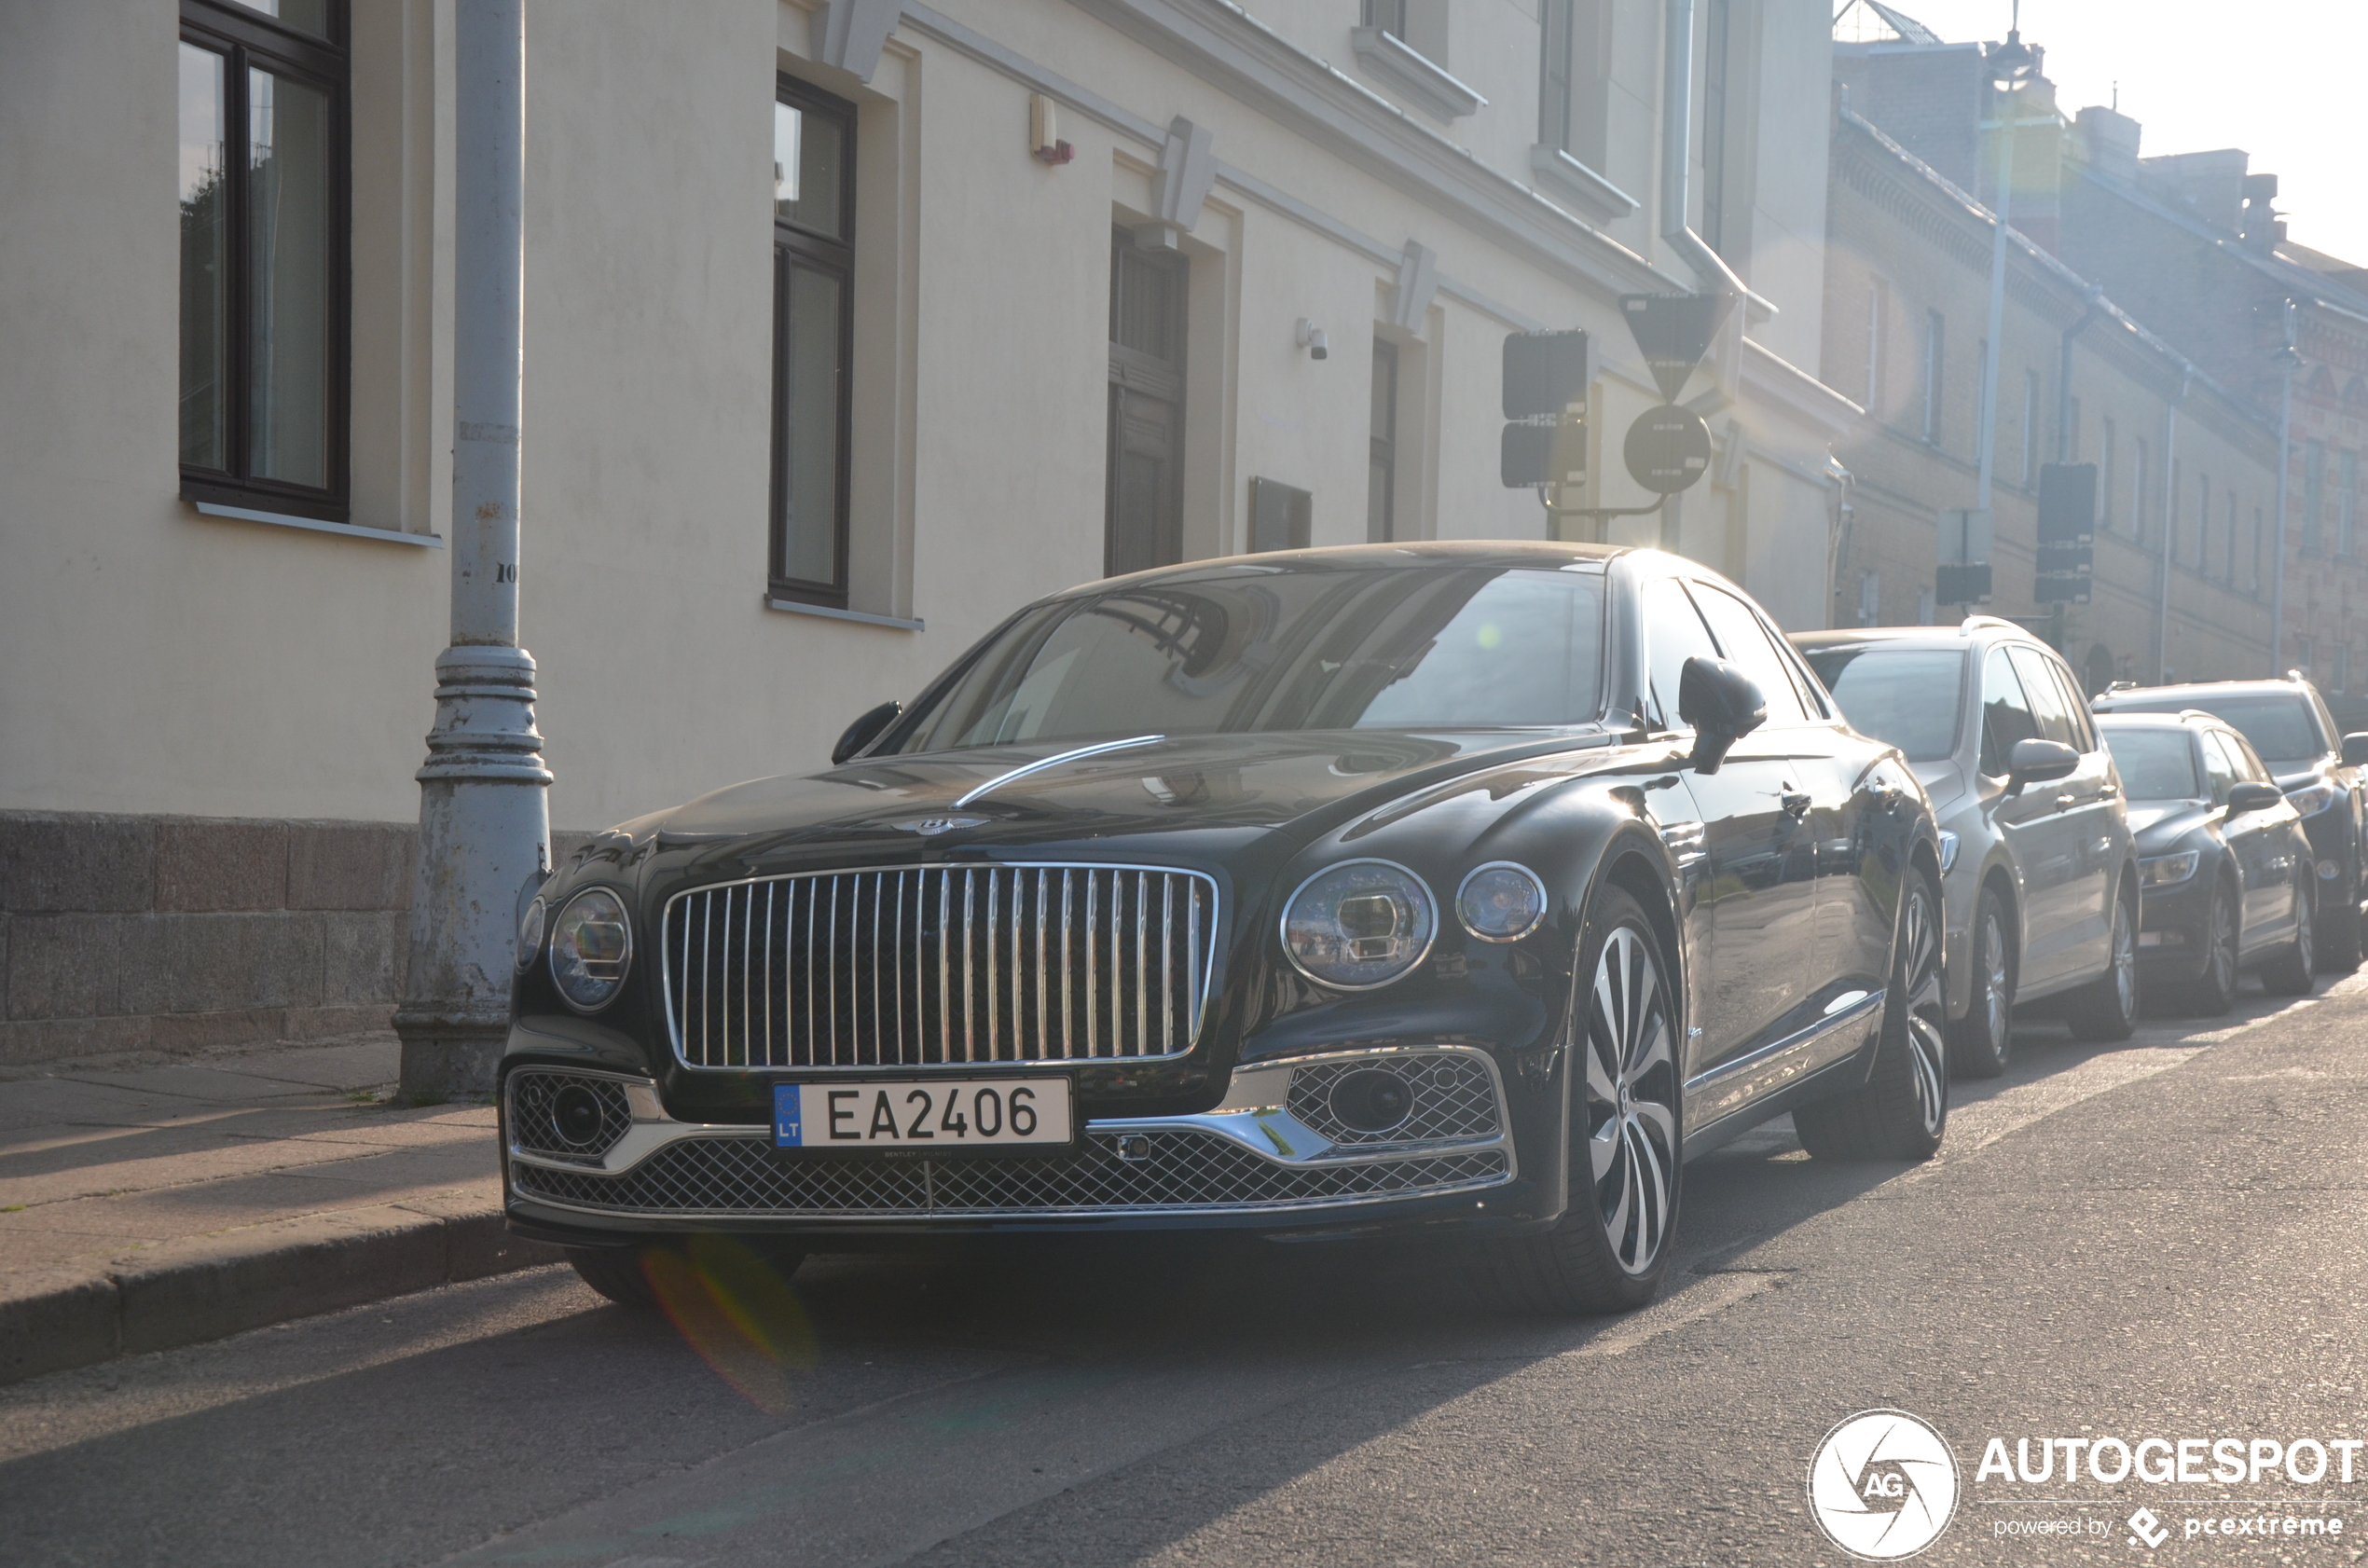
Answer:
[[0, 1035, 558, 1384]]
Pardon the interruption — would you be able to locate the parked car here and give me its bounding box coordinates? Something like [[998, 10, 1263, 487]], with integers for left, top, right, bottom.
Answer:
[[504, 543, 1946, 1317], [1792, 618, 2140, 1076], [2091, 711, 2316, 1011], [2090, 675, 2368, 974]]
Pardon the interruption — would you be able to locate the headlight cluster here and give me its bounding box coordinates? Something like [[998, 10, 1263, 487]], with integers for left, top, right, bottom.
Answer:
[[547, 887, 632, 1011], [1935, 830, 1961, 875], [2286, 779, 2340, 817], [1282, 859, 1549, 988], [1282, 861, 1438, 989], [516, 896, 546, 971], [2141, 850, 2200, 888], [1456, 863, 1548, 942]]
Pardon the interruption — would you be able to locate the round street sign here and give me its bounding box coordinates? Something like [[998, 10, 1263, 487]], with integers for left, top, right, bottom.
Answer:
[[1623, 404, 1713, 494]]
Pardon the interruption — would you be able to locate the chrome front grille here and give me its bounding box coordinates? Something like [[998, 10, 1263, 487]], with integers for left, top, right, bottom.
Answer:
[[509, 1132, 1509, 1217], [663, 864, 1218, 1070]]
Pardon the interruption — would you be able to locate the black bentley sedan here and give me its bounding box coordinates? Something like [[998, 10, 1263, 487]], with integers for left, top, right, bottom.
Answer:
[[2093, 710, 2317, 1013], [503, 543, 1946, 1315]]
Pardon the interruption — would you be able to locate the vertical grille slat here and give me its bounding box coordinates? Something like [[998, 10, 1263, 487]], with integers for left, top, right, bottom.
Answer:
[[664, 864, 1216, 1071]]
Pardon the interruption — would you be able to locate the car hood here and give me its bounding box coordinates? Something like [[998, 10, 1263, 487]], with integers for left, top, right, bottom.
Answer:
[[611, 728, 1617, 857], [2128, 800, 2211, 851]]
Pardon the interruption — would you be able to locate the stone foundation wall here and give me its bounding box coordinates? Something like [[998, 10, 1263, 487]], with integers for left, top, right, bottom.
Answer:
[[0, 814, 419, 1067]]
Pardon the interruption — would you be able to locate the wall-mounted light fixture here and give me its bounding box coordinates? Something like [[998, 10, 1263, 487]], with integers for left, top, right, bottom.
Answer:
[[1029, 94, 1074, 165], [1295, 318, 1329, 361]]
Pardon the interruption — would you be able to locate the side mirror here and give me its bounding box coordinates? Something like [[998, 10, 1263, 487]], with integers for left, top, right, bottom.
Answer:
[[2343, 733, 2368, 769], [1678, 656, 1767, 777], [832, 700, 902, 766], [2226, 781, 2284, 814], [2003, 736, 2079, 795]]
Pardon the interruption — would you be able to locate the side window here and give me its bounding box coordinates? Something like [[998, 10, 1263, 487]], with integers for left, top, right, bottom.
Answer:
[[2044, 661, 2099, 751], [2224, 731, 2273, 783], [1641, 578, 1722, 733], [1690, 584, 1810, 723], [2200, 731, 2238, 806], [2008, 647, 2078, 748], [1978, 647, 2041, 775]]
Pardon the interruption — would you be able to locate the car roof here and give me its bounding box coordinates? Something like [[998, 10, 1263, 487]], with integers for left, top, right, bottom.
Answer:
[[2091, 680, 2313, 705], [2093, 710, 2215, 731], [1789, 618, 2050, 655], [1091, 541, 1627, 590]]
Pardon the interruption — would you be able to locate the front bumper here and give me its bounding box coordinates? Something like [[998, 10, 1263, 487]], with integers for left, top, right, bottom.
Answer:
[[502, 1048, 1532, 1240], [2136, 876, 2210, 978]]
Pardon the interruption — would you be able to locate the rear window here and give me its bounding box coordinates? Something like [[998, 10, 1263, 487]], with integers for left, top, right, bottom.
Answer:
[[1799, 646, 1965, 762], [2101, 694, 2324, 766], [2100, 727, 2199, 801]]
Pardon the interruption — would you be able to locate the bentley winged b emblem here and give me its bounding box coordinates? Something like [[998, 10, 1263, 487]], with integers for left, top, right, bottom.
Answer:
[[890, 815, 988, 836]]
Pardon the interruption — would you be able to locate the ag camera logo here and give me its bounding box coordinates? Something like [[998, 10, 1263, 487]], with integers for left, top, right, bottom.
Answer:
[[1808, 1409, 1961, 1560]]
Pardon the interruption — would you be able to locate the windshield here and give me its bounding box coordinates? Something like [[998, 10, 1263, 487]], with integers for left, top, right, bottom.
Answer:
[[2102, 694, 2324, 766], [886, 564, 1607, 754], [2101, 727, 2199, 801], [1799, 646, 1965, 762]]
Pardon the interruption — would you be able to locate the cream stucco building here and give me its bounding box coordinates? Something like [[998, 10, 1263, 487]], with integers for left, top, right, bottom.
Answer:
[[0, 0, 1853, 1066]]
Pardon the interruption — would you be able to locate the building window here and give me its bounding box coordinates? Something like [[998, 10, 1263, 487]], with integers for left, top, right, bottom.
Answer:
[[2064, 396, 2081, 463], [2296, 636, 2315, 681], [1539, 0, 1574, 150], [1364, 0, 1409, 35], [2132, 436, 2149, 543], [2304, 440, 2326, 554], [177, 1, 350, 521], [770, 78, 856, 607], [2337, 644, 2353, 695], [1857, 570, 1881, 626], [1369, 338, 1398, 543], [1921, 311, 1945, 446], [2100, 419, 2116, 529], [2169, 460, 2182, 563], [2342, 449, 2359, 558], [1700, 0, 1734, 257], [1107, 229, 1188, 577], [2252, 506, 2264, 595], [2195, 488, 2208, 573], [1863, 282, 1885, 413], [2020, 370, 2040, 486], [2225, 491, 2237, 583]]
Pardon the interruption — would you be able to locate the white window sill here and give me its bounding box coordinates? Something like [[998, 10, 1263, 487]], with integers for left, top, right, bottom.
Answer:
[[1529, 145, 1639, 224], [765, 595, 925, 632], [1348, 28, 1484, 120], [192, 501, 443, 547]]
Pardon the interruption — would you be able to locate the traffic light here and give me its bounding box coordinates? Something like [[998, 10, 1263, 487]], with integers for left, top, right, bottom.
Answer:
[[1500, 330, 1590, 488]]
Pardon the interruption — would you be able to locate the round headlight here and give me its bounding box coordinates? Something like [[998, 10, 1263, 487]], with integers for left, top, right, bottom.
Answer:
[[548, 887, 632, 1011], [516, 895, 546, 971], [1456, 862, 1548, 942], [1280, 860, 1437, 989]]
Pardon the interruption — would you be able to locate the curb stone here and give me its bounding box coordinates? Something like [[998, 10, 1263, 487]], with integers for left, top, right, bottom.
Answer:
[[0, 1201, 562, 1384]]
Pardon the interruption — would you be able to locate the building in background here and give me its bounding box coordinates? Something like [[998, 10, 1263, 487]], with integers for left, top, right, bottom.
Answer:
[[0, 0, 1852, 1068], [1824, 8, 2277, 691]]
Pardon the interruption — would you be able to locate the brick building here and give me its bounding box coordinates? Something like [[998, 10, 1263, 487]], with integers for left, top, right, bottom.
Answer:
[[1822, 89, 2276, 692]]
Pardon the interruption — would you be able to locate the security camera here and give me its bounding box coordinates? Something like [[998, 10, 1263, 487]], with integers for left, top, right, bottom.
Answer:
[[1295, 318, 1329, 361]]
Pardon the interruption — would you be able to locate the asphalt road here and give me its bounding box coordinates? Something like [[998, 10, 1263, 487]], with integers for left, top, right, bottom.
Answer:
[[5, 973, 2365, 1567]]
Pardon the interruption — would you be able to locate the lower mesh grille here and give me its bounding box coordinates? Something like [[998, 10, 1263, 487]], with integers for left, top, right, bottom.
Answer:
[[506, 1071, 633, 1164], [511, 1132, 1508, 1216], [1285, 1053, 1502, 1147]]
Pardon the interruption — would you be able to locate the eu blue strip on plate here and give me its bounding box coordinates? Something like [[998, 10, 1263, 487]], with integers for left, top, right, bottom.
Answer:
[[774, 1083, 803, 1147]]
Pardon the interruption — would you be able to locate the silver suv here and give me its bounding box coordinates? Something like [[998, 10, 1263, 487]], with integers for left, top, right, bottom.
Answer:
[[1792, 619, 2141, 1073]]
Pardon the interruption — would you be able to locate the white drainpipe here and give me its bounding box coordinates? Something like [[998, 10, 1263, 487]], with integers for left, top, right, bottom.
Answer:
[[1660, 0, 1774, 320]]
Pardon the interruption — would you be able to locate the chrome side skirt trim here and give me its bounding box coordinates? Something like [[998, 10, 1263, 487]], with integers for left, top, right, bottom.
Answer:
[[1681, 987, 1885, 1128]]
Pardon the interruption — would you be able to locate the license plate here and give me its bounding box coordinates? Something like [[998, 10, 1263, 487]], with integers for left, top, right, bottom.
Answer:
[[773, 1078, 1072, 1149]]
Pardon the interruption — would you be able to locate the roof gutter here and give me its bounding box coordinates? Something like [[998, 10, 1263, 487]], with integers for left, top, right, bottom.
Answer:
[[1661, 0, 1775, 323]]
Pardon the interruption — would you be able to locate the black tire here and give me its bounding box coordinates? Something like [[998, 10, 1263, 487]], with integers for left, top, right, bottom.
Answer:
[[1949, 885, 2016, 1078], [2064, 878, 2141, 1040], [2259, 875, 2318, 996], [566, 1245, 665, 1309], [1795, 864, 1948, 1162], [2181, 878, 2240, 1016], [1474, 886, 1679, 1316], [2317, 851, 2362, 974]]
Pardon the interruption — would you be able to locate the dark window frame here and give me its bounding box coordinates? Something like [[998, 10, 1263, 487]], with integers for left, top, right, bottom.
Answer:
[[1538, 0, 1574, 150], [1105, 228, 1188, 577], [1368, 337, 1398, 543], [177, 0, 351, 523], [768, 74, 858, 610]]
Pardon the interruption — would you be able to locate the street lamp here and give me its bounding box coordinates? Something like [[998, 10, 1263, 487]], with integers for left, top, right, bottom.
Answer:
[[1971, 7, 2038, 521]]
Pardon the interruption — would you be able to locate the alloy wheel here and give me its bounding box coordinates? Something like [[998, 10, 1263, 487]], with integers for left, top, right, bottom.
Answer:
[[1980, 909, 2010, 1045], [2108, 895, 2137, 1018], [2210, 890, 2238, 995], [1901, 880, 1948, 1136], [1582, 925, 1678, 1276]]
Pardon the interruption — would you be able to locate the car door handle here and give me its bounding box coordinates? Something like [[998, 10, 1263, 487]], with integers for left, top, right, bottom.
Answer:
[[2099, 783, 2120, 799], [2055, 793, 2076, 811], [1780, 790, 1811, 818]]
